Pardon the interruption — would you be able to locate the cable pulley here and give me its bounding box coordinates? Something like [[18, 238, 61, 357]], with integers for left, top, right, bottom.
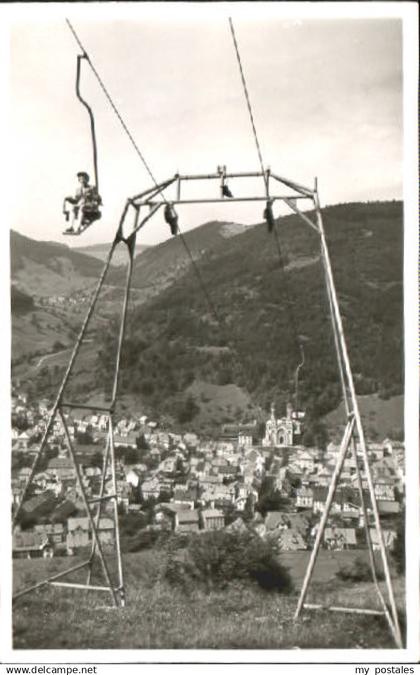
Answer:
[[164, 203, 179, 235], [263, 199, 276, 232], [222, 184, 234, 198]]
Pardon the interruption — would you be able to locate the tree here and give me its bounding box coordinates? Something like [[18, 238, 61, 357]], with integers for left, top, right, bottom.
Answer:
[[76, 431, 94, 445], [257, 491, 290, 516], [90, 451, 103, 469], [175, 395, 200, 424], [53, 340, 66, 351], [136, 433, 149, 451], [243, 494, 255, 522], [164, 530, 293, 593]]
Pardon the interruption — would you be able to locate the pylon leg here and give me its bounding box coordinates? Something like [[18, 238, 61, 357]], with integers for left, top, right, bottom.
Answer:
[[12, 201, 138, 606], [323, 233, 398, 638], [295, 187, 403, 648], [87, 431, 111, 586], [59, 410, 118, 606], [294, 417, 355, 619]]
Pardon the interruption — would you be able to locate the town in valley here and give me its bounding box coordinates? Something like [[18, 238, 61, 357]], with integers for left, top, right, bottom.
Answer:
[[11, 387, 404, 559]]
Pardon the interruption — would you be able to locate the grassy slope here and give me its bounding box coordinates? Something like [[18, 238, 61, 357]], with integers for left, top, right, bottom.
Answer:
[[186, 379, 257, 428], [10, 230, 108, 297], [324, 393, 404, 440], [13, 549, 404, 649]]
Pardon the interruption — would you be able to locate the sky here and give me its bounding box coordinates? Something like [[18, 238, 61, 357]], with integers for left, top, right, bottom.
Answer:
[[6, 4, 405, 246]]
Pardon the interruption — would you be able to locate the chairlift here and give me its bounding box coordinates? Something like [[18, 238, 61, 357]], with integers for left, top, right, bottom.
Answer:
[[62, 54, 102, 236]]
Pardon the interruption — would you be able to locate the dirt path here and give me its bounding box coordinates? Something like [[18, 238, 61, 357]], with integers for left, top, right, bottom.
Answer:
[[35, 340, 93, 369]]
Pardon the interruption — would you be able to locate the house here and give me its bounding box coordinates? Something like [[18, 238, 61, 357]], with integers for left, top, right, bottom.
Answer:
[[46, 457, 76, 480], [366, 442, 386, 461], [173, 487, 197, 508], [140, 477, 160, 501], [14, 431, 31, 452], [244, 448, 265, 471], [174, 509, 200, 533], [117, 483, 131, 512], [369, 528, 397, 550], [83, 466, 102, 478], [125, 468, 141, 489], [13, 531, 54, 559], [377, 500, 400, 516], [66, 516, 114, 553], [296, 487, 314, 509], [150, 447, 161, 459], [217, 465, 238, 479], [18, 467, 32, 481], [20, 490, 56, 517], [316, 474, 335, 488], [34, 522, 65, 545], [183, 432, 199, 448], [159, 477, 175, 495], [50, 499, 78, 522], [374, 480, 396, 501], [157, 501, 192, 525], [238, 433, 254, 449], [235, 486, 255, 511], [159, 456, 178, 474], [214, 441, 235, 457], [273, 529, 307, 551], [66, 518, 90, 551], [264, 511, 288, 534], [212, 457, 229, 468], [324, 527, 357, 550], [190, 460, 207, 480], [113, 433, 138, 449], [295, 450, 315, 472], [199, 475, 222, 488], [200, 483, 236, 507], [312, 486, 329, 513], [12, 485, 23, 506], [201, 509, 225, 530], [39, 399, 51, 416], [349, 473, 369, 491], [225, 517, 250, 533]]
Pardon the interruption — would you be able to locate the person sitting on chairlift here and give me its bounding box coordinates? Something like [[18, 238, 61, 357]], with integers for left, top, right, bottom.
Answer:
[[63, 171, 102, 233]]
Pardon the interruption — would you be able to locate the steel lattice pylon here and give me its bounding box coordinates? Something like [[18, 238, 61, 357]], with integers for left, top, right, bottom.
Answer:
[[12, 169, 402, 647]]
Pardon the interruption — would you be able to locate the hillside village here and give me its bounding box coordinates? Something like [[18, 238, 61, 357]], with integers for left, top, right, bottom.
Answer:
[[11, 384, 405, 561]]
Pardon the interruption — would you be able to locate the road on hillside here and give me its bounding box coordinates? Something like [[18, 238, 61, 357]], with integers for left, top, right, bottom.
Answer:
[[35, 340, 93, 369]]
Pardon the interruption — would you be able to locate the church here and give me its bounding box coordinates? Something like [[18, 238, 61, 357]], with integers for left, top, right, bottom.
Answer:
[[262, 402, 305, 448]]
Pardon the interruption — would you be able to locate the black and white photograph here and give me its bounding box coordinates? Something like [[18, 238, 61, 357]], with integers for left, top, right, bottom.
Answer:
[[1, 0, 418, 664]]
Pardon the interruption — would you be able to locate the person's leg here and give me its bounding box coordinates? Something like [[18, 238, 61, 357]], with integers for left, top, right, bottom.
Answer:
[[73, 205, 83, 231]]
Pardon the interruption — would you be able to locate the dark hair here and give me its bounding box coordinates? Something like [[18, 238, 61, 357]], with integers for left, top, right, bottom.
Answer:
[[77, 172, 89, 181]]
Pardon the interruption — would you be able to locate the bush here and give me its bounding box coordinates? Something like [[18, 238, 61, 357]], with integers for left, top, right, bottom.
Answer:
[[52, 340, 66, 351], [121, 528, 162, 553], [164, 530, 293, 594], [336, 556, 384, 583]]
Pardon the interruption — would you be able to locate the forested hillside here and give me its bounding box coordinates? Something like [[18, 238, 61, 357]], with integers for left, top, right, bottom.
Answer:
[[95, 201, 403, 430]]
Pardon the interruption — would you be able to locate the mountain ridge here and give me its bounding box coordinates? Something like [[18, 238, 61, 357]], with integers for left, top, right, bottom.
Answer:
[[11, 201, 403, 434]]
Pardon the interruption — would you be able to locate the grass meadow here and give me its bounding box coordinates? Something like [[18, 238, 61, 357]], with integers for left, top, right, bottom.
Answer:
[[12, 549, 405, 650]]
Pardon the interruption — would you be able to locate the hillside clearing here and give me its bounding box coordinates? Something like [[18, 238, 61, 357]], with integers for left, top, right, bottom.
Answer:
[[324, 394, 404, 440]]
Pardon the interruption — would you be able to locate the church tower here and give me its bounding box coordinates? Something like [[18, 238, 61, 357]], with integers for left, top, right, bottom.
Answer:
[[262, 401, 304, 447]]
